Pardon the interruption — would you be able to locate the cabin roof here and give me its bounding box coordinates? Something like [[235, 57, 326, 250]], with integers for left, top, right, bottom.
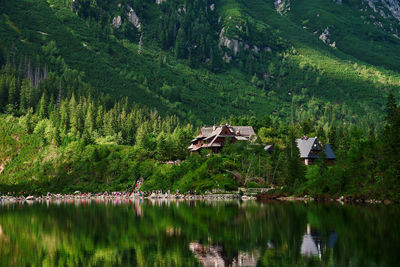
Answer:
[[324, 144, 336, 160], [264, 144, 274, 152], [199, 125, 255, 138], [296, 137, 320, 159], [189, 124, 256, 152], [296, 137, 336, 160]]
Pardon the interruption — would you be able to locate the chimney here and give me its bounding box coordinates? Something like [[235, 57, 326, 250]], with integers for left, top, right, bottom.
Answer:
[[213, 125, 216, 131]]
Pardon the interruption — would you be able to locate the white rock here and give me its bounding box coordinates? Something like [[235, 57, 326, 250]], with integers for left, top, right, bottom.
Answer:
[[112, 16, 122, 28]]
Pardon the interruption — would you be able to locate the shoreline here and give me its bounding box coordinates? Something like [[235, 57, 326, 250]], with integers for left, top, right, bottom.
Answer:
[[0, 191, 395, 205], [0, 191, 258, 204], [259, 194, 395, 205]]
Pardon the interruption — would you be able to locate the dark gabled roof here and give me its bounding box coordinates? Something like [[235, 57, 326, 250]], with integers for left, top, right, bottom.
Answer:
[[324, 144, 336, 160]]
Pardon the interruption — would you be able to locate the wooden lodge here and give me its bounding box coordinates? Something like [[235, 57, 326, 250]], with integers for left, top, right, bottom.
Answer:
[[296, 136, 336, 165], [188, 124, 256, 153]]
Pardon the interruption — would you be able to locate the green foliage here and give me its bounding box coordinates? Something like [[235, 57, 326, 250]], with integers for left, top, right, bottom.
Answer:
[[0, 0, 399, 126], [0, 0, 400, 200]]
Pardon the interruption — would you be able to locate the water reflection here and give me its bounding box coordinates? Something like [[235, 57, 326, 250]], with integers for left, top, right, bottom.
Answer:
[[0, 200, 399, 266], [300, 224, 321, 258], [189, 242, 259, 266]]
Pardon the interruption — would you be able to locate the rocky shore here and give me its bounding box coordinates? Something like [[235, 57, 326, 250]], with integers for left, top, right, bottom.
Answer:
[[1, 191, 393, 205], [0, 191, 257, 204], [258, 192, 394, 204]]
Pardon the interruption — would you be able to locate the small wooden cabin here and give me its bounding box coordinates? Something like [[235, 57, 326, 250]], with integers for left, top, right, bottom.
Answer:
[[296, 136, 336, 165]]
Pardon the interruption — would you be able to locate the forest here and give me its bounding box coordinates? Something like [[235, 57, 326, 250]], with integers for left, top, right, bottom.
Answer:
[[0, 55, 399, 201], [0, 0, 400, 200]]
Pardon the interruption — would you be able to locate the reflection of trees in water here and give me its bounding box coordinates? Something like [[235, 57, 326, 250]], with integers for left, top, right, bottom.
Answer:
[[0, 201, 399, 266]]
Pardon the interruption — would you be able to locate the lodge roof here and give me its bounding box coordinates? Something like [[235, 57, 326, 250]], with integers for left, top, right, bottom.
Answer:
[[189, 124, 256, 152], [323, 144, 336, 160], [296, 137, 320, 159], [296, 137, 336, 160], [198, 125, 256, 138]]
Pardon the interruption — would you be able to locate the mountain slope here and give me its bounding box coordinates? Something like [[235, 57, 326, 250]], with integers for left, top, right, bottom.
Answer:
[[0, 0, 399, 126]]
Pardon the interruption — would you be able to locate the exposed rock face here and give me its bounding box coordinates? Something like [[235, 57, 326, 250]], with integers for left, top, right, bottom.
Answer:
[[364, 0, 400, 22], [127, 6, 141, 30], [359, 0, 400, 36], [155, 0, 167, 4], [222, 52, 232, 63], [112, 16, 122, 28], [274, 0, 290, 15], [319, 27, 336, 47], [210, 3, 215, 11], [218, 27, 239, 56]]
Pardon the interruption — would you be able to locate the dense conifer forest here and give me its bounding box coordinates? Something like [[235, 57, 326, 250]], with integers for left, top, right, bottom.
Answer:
[[0, 0, 400, 200]]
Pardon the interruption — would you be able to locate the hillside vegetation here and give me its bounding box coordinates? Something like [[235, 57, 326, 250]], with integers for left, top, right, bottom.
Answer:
[[0, 0, 399, 126], [1, 0, 400, 199]]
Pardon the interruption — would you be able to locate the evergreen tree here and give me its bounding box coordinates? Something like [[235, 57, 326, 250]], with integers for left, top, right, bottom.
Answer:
[[37, 93, 47, 119], [59, 100, 69, 130], [53, 126, 62, 147], [316, 125, 326, 143], [8, 76, 18, 108], [285, 126, 305, 187], [19, 79, 32, 112], [84, 103, 95, 134], [174, 28, 186, 59], [24, 108, 34, 134], [301, 119, 314, 135], [383, 93, 400, 170], [156, 132, 169, 160], [0, 76, 7, 111], [327, 124, 337, 149]]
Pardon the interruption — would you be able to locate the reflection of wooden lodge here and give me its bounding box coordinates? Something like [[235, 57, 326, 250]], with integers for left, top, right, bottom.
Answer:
[[189, 242, 259, 267], [300, 224, 338, 259], [188, 124, 256, 153], [301, 224, 322, 258], [296, 136, 336, 165]]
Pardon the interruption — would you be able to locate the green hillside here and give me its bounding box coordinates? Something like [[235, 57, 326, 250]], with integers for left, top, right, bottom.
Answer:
[[0, 0, 399, 126], [1, 0, 400, 199]]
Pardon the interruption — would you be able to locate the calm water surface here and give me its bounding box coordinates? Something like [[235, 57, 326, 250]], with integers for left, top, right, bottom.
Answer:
[[0, 199, 399, 266]]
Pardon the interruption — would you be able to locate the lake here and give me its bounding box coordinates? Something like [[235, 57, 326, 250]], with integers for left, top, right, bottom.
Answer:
[[0, 199, 399, 266]]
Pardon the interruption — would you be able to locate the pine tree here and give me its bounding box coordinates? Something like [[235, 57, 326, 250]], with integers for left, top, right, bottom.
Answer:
[[327, 124, 337, 149], [8, 76, 18, 108], [37, 93, 47, 119], [84, 103, 95, 134], [60, 100, 69, 130], [383, 93, 400, 169], [0, 76, 8, 110], [95, 105, 104, 134], [19, 79, 32, 112], [174, 27, 186, 59], [156, 132, 169, 160], [25, 108, 34, 134], [285, 126, 305, 187]]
